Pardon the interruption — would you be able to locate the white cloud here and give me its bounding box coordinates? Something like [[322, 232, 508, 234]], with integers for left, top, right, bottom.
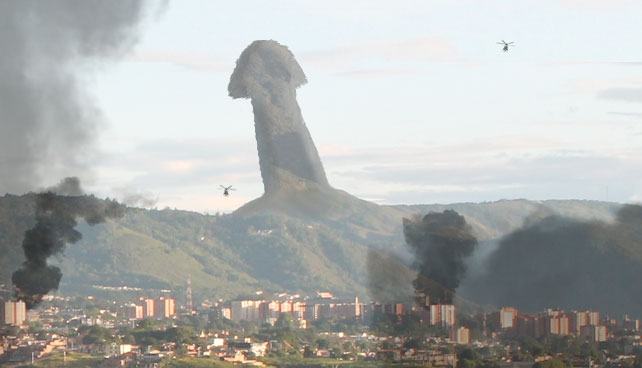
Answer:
[[555, 0, 638, 11], [130, 49, 230, 72], [598, 88, 642, 103], [91, 134, 642, 213], [299, 37, 462, 71]]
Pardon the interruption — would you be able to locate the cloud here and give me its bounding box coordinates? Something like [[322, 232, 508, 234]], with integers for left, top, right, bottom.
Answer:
[[98, 138, 260, 188], [321, 140, 642, 205], [94, 134, 642, 212], [553, 0, 639, 10], [299, 37, 461, 70], [130, 49, 229, 72], [563, 76, 642, 94], [332, 67, 427, 78], [92, 137, 262, 212], [163, 159, 198, 172], [598, 88, 642, 103], [608, 111, 642, 118], [113, 187, 158, 208]]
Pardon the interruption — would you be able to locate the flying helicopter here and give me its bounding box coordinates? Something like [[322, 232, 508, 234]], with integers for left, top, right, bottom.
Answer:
[[497, 40, 515, 52], [219, 185, 235, 197]]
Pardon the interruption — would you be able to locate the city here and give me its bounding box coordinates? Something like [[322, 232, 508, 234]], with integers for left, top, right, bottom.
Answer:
[[1, 284, 641, 368], [2, 1, 642, 368]]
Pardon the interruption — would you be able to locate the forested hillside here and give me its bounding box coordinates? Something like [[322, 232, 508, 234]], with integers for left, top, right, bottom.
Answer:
[[4, 193, 640, 316]]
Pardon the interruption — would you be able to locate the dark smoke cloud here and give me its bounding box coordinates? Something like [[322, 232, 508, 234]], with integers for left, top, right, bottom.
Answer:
[[403, 210, 477, 305], [0, 0, 164, 194], [466, 204, 642, 316], [12, 177, 126, 308]]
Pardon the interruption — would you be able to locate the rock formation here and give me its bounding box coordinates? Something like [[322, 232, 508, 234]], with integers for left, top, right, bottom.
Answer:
[[229, 40, 330, 195], [229, 40, 372, 218]]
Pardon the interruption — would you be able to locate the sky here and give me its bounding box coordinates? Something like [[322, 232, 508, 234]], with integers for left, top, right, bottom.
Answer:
[[36, 0, 642, 213]]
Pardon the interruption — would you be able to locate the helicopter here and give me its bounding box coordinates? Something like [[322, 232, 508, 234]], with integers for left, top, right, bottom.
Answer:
[[219, 185, 236, 197], [497, 40, 515, 52]]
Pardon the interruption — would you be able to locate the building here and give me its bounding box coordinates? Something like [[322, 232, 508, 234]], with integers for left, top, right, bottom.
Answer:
[[580, 325, 608, 342], [259, 301, 280, 320], [139, 298, 155, 318], [570, 311, 600, 334], [221, 307, 232, 319], [103, 343, 133, 357], [622, 316, 640, 331], [122, 304, 143, 320], [292, 301, 306, 320], [546, 314, 570, 336], [498, 307, 518, 329], [335, 298, 363, 319], [155, 297, 176, 319], [279, 301, 292, 313], [231, 300, 262, 322], [1, 300, 26, 326], [514, 315, 546, 339], [304, 303, 319, 321], [317, 292, 334, 299], [450, 326, 471, 344], [430, 305, 456, 327], [401, 350, 458, 367]]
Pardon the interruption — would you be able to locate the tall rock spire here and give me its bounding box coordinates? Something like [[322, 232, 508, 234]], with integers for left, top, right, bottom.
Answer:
[[229, 40, 329, 195]]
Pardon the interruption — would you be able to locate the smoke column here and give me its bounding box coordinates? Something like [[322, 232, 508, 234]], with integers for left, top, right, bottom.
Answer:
[[0, 0, 164, 194], [403, 210, 477, 305], [12, 177, 126, 309]]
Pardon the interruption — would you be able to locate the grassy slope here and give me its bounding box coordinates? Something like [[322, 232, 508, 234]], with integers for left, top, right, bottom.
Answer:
[[0, 194, 631, 312]]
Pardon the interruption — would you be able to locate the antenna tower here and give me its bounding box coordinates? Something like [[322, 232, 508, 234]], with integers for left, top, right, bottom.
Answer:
[[186, 276, 193, 312]]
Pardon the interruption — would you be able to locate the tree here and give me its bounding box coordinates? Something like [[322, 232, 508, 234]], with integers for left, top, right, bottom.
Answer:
[[275, 313, 295, 330], [82, 325, 113, 345], [316, 338, 330, 349], [303, 345, 314, 358], [533, 358, 570, 368], [459, 359, 478, 368]]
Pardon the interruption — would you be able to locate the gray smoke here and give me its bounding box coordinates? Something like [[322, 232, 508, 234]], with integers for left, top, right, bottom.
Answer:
[[403, 210, 478, 305], [229, 40, 330, 195], [467, 204, 642, 316], [12, 177, 126, 309], [0, 0, 164, 194], [117, 188, 158, 208], [366, 249, 416, 303]]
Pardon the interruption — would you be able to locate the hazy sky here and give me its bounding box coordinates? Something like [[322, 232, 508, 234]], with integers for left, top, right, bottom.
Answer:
[[64, 0, 642, 212]]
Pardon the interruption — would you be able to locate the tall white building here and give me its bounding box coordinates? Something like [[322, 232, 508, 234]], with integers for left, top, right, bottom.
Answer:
[[1, 300, 26, 326], [231, 300, 262, 322], [430, 304, 456, 327]]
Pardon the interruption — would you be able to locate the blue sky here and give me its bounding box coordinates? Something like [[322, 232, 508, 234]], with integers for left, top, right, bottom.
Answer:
[[81, 0, 642, 212]]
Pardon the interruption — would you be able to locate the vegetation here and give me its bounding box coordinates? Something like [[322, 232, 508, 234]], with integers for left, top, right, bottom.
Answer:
[[3, 193, 637, 317], [15, 351, 103, 368], [167, 357, 238, 368]]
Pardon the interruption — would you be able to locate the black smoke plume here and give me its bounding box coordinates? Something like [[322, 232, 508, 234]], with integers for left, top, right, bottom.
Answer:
[[0, 0, 164, 194], [12, 178, 126, 308], [466, 204, 642, 316], [403, 210, 477, 305]]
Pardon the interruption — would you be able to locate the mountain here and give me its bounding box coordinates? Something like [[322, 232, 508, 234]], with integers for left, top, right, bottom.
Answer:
[[4, 193, 635, 315], [2, 40, 639, 317]]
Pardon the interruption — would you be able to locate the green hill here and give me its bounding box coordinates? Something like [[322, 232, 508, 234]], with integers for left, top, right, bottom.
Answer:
[[3, 193, 638, 316]]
